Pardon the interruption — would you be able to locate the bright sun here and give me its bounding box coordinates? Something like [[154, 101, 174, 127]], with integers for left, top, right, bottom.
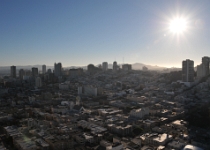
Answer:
[[169, 18, 187, 33]]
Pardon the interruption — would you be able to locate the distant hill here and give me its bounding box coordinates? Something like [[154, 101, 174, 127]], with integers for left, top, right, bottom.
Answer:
[[131, 63, 166, 70], [96, 63, 167, 70]]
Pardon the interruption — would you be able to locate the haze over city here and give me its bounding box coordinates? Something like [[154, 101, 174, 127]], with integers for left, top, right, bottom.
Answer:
[[1, 1, 210, 150], [1, 0, 210, 67]]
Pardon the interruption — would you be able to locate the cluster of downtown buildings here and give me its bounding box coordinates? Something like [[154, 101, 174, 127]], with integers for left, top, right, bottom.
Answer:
[[0, 58, 209, 150], [9, 62, 132, 88]]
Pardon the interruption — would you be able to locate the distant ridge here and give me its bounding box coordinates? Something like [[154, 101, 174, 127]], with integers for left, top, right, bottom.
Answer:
[[131, 63, 166, 70]]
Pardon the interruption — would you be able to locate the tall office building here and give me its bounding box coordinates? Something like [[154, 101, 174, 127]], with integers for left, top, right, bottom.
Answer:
[[113, 61, 118, 71], [54, 62, 62, 76], [47, 69, 52, 74], [102, 62, 108, 71], [10, 66, 16, 78], [202, 56, 210, 76], [19, 69, 25, 80], [182, 59, 194, 82], [32, 67, 38, 77], [197, 64, 204, 78], [42, 65, 46, 74]]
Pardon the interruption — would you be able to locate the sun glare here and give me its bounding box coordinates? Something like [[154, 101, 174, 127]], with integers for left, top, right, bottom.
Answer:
[[169, 18, 187, 33]]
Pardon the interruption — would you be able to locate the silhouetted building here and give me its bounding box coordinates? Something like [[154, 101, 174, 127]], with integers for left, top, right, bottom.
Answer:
[[197, 56, 210, 78], [10, 66, 16, 78], [202, 56, 209, 76], [54, 62, 62, 76], [87, 64, 101, 74], [69, 68, 83, 77], [48, 73, 56, 82], [122, 64, 132, 71], [32, 67, 38, 77], [25, 70, 31, 76], [19, 69, 25, 80], [47, 69, 52, 74], [182, 59, 194, 82], [88, 64, 95, 74], [102, 62, 108, 71], [113, 61, 118, 71], [42, 65, 46, 74], [197, 64, 204, 78]]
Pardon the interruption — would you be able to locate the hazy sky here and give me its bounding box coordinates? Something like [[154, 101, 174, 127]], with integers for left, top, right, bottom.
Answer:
[[1, 0, 210, 67]]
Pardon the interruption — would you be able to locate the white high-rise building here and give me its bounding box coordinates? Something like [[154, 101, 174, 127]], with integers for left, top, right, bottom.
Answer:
[[182, 59, 194, 82], [42, 65, 46, 74]]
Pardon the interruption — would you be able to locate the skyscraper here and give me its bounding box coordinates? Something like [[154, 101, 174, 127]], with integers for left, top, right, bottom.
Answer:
[[182, 59, 194, 82], [202, 56, 210, 76], [54, 62, 62, 76], [32, 67, 38, 77], [42, 65, 46, 74], [113, 61, 118, 71], [10, 66, 16, 78], [102, 62, 108, 71], [19, 69, 25, 80], [47, 69, 52, 74]]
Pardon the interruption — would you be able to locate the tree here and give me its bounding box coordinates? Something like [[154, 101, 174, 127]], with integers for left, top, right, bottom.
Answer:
[[133, 127, 143, 136]]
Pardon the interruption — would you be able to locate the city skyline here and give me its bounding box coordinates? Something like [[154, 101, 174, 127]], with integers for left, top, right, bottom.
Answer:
[[1, 0, 210, 67]]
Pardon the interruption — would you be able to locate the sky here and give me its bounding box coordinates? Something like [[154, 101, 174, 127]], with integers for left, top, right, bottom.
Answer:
[[0, 0, 210, 68]]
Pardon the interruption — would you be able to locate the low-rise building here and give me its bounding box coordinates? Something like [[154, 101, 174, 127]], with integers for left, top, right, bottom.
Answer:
[[167, 140, 185, 150], [107, 124, 133, 136], [129, 108, 149, 119], [140, 133, 172, 146]]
